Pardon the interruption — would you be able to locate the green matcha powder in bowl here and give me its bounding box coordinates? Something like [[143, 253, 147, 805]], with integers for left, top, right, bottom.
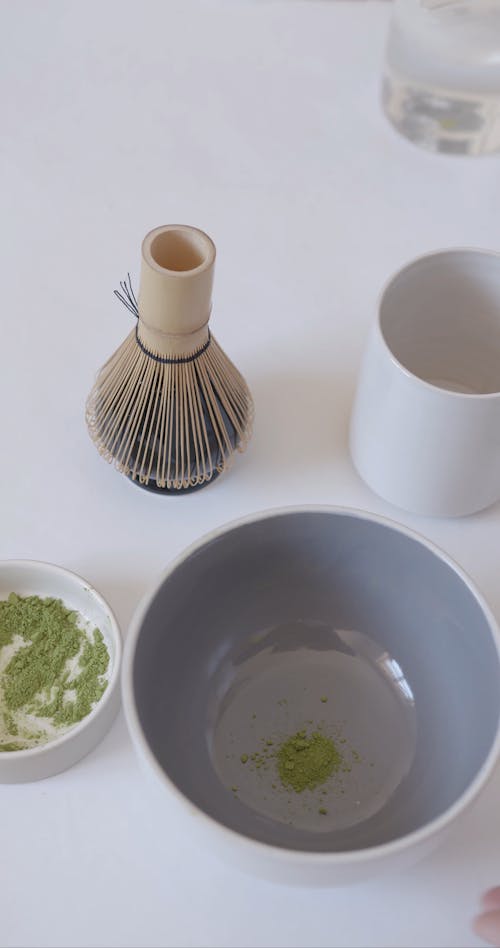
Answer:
[[0, 560, 121, 783]]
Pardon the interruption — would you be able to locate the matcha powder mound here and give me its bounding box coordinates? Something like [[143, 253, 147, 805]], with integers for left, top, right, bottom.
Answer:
[[0, 593, 110, 750], [277, 729, 342, 793]]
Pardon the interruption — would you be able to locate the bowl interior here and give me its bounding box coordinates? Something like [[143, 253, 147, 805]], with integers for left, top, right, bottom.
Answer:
[[132, 511, 500, 853]]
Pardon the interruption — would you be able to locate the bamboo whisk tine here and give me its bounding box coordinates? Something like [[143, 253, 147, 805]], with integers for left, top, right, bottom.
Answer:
[[86, 225, 253, 493]]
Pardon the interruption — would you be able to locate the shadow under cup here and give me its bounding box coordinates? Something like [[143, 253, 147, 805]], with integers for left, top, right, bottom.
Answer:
[[350, 249, 500, 517]]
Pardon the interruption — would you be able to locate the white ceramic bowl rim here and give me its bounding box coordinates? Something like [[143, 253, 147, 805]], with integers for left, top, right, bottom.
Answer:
[[122, 504, 500, 865], [376, 246, 500, 401], [0, 559, 122, 758]]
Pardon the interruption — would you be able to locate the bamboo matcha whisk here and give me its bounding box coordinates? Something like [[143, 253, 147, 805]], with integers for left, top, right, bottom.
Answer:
[[86, 225, 253, 493]]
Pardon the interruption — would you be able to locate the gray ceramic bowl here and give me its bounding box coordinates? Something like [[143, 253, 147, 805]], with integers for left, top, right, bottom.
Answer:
[[123, 508, 500, 884]]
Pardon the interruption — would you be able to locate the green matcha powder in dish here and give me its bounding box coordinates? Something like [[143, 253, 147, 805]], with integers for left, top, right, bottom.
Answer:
[[0, 593, 110, 751]]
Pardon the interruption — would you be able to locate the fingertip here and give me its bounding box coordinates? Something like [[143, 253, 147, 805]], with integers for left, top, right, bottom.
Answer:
[[482, 889, 500, 911], [473, 909, 500, 946]]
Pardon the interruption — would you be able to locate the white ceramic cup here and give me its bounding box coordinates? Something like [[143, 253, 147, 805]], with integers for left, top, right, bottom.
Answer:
[[350, 248, 500, 517]]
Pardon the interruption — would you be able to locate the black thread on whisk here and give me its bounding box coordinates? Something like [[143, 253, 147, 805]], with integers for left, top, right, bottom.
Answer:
[[114, 275, 212, 364], [114, 273, 139, 318], [134, 325, 212, 364]]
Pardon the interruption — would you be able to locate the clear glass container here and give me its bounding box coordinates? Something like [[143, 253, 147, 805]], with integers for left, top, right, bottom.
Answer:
[[382, 0, 500, 155]]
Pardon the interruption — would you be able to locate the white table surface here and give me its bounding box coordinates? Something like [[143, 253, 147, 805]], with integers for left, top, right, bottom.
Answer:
[[1, 1, 500, 946]]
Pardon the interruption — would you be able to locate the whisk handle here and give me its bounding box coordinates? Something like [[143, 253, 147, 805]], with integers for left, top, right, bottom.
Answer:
[[138, 225, 216, 357]]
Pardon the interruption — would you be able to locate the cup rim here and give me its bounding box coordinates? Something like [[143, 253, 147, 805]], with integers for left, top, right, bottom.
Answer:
[[376, 246, 500, 401], [0, 559, 122, 759], [122, 504, 500, 865]]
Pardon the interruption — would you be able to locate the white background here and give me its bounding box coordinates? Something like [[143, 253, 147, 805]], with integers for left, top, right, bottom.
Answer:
[[1, 1, 500, 946]]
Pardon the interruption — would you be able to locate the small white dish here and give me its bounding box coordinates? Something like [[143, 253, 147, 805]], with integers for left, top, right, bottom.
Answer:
[[0, 560, 121, 783]]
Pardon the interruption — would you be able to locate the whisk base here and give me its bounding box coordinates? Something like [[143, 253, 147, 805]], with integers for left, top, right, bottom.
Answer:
[[128, 469, 222, 495]]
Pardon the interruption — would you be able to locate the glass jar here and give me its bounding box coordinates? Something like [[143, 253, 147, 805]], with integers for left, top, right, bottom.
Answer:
[[382, 0, 500, 155]]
